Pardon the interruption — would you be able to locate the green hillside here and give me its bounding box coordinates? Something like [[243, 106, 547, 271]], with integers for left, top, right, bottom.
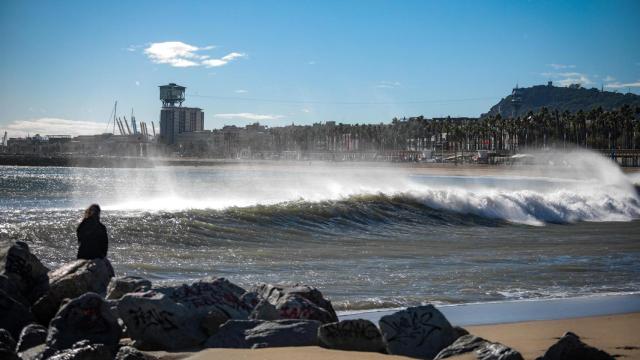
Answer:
[[483, 84, 640, 118]]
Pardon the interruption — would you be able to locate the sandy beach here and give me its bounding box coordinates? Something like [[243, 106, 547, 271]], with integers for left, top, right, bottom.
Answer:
[[163, 312, 640, 360]]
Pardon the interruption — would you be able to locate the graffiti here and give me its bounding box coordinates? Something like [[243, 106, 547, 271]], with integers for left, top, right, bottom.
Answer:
[[128, 307, 178, 331], [322, 320, 381, 341], [380, 310, 443, 346], [279, 305, 315, 320]]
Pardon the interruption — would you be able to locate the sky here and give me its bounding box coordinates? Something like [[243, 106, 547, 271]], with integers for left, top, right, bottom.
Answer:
[[1, 0, 639, 137]]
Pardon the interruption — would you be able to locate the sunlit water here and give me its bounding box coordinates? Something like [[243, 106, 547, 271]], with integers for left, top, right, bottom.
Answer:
[[1, 150, 639, 311]]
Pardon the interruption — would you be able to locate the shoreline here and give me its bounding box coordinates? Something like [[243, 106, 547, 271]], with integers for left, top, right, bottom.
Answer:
[[148, 313, 640, 360], [339, 292, 640, 326]]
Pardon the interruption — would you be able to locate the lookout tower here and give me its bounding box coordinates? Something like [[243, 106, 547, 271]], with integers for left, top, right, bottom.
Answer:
[[159, 83, 186, 107], [158, 83, 204, 145], [511, 85, 523, 118]]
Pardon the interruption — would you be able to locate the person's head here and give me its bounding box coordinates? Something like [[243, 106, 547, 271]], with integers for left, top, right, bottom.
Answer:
[[84, 204, 101, 221]]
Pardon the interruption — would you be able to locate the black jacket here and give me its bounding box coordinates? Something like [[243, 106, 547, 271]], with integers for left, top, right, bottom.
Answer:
[[76, 217, 108, 260]]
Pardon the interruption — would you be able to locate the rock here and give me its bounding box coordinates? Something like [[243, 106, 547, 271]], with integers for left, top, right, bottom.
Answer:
[[32, 258, 114, 325], [379, 305, 458, 359], [453, 326, 470, 338], [249, 299, 281, 320], [318, 319, 386, 353], [44, 293, 122, 358], [0, 328, 17, 350], [115, 345, 151, 360], [434, 335, 487, 359], [239, 291, 261, 309], [47, 341, 112, 360], [201, 309, 230, 336], [435, 335, 523, 360], [536, 332, 614, 360], [17, 343, 45, 360], [16, 324, 47, 353], [477, 342, 523, 360], [118, 277, 251, 350], [252, 284, 338, 324], [0, 241, 50, 305], [106, 276, 152, 300], [204, 319, 321, 349], [0, 329, 17, 360], [0, 288, 34, 339]]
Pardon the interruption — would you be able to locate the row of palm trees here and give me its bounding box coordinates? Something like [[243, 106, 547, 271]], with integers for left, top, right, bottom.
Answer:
[[261, 105, 640, 154]]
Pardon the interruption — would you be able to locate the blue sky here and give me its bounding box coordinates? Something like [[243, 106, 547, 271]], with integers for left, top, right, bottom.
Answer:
[[1, 0, 639, 137]]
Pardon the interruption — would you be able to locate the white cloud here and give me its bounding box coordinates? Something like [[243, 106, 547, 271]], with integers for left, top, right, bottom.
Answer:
[[214, 113, 284, 120], [541, 71, 593, 87], [202, 52, 246, 68], [143, 41, 243, 68], [548, 63, 576, 70], [308, 61, 316, 65], [603, 75, 616, 82], [234, 89, 248, 94], [301, 108, 311, 113], [135, 81, 140, 86], [1, 118, 107, 138], [376, 81, 401, 89], [605, 80, 640, 89]]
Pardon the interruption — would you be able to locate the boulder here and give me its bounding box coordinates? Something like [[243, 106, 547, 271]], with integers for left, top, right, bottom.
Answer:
[[0, 328, 17, 351], [249, 299, 281, 320], [118, 277, 251, 350], [252, 284, 338, 324], [318, 319, 386, 353], [435, 335, 523, 360], [44, 293, 122, 358], [434, 335, 487, 359], [0, 288, 34, 339], [0, 241, 49, 305], [477, 342, 523, 360], [32, 258, 114, 324], [204, 319, 321, 349], [17, 343, 45, 360], [379, 305, 458, 359], [106, 276, 152, 300], [115, 345, 151, 360], [16, 324, 47, 353], [536, 332, 614, 360], [47, 341, 112, 360]]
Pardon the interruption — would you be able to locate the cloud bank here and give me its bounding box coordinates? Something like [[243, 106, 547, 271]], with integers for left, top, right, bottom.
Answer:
[[1, 118, 107, 138], [214, 113, 284, 121], [143, 41, 245, 68], [605, 80, 640, 89]]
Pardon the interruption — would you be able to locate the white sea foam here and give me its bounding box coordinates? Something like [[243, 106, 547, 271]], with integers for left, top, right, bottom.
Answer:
[[92, 149, 640, 225]]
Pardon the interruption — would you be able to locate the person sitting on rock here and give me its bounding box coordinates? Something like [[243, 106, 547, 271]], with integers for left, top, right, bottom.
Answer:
[[76, 204, 108, 260]]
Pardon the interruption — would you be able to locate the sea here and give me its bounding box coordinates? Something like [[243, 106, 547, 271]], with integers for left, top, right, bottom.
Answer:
[[1, 150, 639, 312]]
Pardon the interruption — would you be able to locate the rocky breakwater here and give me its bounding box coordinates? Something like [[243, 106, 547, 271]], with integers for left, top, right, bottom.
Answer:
[[0, 240, 621, 360]]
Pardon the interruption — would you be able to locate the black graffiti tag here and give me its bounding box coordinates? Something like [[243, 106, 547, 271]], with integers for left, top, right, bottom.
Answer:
[[128, 307, 178, 331], [381, 311, 442, 346]]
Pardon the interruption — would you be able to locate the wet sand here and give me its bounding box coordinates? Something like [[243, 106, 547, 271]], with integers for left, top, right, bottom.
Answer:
[[148, 312, 640, 360]]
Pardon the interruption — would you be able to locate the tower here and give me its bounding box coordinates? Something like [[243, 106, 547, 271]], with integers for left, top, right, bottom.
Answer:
[[511, 84, 523, 118], [159, 83, 186, 107], [158, 83, 204, 145]]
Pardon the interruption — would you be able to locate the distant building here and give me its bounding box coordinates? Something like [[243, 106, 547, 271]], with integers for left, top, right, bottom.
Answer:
[[158, 83, 205, 145]]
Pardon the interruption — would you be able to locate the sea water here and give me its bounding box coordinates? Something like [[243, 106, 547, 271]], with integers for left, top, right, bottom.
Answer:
[[1, 150, 639, 311]]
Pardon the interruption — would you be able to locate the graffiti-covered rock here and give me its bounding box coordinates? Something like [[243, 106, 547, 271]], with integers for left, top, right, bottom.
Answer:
[[252, 284, 338, 324], [32, 258, 114, 324], [118, 277, 251, 350], [44, 293, 122, 357], [379, 305, 457, 359], [536, 332, 614, 360], [318, 319, 386, 353]]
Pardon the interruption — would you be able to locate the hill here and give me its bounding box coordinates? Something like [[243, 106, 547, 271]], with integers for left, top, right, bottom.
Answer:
[[483, 83, 640, 118]]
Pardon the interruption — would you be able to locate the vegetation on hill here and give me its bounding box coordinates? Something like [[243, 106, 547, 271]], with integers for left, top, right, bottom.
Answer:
[[483, 84, 640, 118]]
